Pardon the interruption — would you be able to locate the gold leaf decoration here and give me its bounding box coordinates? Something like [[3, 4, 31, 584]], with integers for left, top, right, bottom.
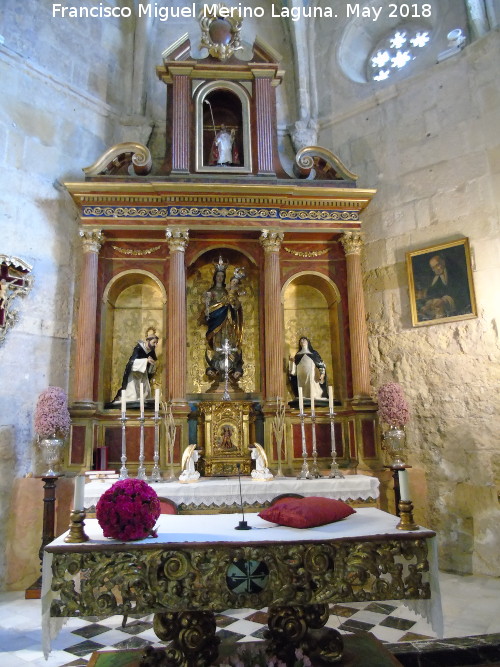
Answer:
[[112, 245, 161, 256], [284, 247, 329, 258]]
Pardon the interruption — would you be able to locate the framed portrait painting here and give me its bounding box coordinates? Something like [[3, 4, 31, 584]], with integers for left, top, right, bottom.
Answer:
[[406, 238, 477, 327]]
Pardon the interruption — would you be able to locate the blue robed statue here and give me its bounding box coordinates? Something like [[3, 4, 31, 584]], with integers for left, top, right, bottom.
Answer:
[[204, 257, 245, 386]]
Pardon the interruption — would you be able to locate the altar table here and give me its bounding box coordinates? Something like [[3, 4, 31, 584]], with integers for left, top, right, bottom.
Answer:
[[43, 508, 442, 664], [84, 474, 380, 513]]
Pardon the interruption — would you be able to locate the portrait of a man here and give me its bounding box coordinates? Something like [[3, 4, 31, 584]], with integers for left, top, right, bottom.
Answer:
[[406, 239, 477, 326]]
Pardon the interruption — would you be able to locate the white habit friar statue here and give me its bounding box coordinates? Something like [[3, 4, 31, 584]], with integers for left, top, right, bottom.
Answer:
[[250, 443, 273, 481], [179, 444, 201, 483]]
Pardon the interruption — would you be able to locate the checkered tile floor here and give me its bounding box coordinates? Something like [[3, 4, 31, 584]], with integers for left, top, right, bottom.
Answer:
[[37, 600, 435, 666], [3, 571, 500, 665]]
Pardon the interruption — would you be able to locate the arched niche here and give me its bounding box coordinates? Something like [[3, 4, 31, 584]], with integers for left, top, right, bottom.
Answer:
[[186, 247, 259, 395], [282, 272, 344, 403], [100, 271, 166, 405], [194, 80, 252, 173]]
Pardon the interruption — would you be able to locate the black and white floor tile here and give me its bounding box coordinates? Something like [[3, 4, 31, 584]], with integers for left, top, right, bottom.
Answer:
[[1, 572, 500, 666]]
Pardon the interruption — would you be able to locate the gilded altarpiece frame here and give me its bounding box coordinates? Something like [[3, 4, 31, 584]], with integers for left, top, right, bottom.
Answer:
[[198, 401, 254, 476]]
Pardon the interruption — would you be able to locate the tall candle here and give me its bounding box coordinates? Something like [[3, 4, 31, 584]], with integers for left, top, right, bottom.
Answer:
[[73, 475, 85, 512], [398, 469, 410, 502], [121, 391, 126, 417], [154, 388, 160, 415], [298, 386, 304, 414], [139, 382, 144, 416], [310, 378, 315, 414], [328, 386, 334, 413]]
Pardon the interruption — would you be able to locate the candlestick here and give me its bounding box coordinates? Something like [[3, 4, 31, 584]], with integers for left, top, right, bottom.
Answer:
[[328, 406, 344, 479], [154, 388, 160, 416], [298, 386, 304, 414], [309, 409, 321, 478], [139, 382, 144, 417], [73, 475, 85, 512], [137, 415, 147, 480], [328, 385, 334, 413], [64, 509, 89, 543], [396, 500, 419, 531], [398, 469, 410, 501], [119, 413, 129, 480], [310, 377, 315, 414], [121, 391, 126, 417], [150, 413, 162, 483]]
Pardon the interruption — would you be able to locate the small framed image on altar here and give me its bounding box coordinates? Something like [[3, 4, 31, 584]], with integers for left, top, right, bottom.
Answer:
[[406, 238, 477, 327]]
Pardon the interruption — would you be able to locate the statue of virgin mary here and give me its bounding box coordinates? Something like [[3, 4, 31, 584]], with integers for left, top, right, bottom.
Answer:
[[203, 257, 245, 384]]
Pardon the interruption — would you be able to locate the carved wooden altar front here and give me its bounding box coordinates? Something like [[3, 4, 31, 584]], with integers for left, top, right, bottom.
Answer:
[[44, 510, 440, 665], [64, 8, 381, 481]]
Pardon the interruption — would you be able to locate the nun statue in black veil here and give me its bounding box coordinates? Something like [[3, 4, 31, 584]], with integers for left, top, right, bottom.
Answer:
[[289, 336, 329, 404]]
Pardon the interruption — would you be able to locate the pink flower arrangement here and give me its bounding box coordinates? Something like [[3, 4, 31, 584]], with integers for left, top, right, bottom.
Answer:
[[34, 386, 71, 439], [377, 382, 410, 428], [96, 478, 161, 541]]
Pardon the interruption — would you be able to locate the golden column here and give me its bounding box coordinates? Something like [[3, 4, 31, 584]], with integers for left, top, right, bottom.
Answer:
[[260, 230, 285, 402], [166, 228, 189, 404], [73, 229, 104, 407], [340, 231, 372, 402]]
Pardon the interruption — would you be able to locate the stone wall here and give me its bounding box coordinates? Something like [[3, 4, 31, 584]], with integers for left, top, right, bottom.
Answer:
[[317, 29, 500, 574], [0, 2, 136, 589]]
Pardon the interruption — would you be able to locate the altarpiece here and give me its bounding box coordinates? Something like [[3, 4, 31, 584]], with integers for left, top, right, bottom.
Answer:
[[63, 7, 379, 480]]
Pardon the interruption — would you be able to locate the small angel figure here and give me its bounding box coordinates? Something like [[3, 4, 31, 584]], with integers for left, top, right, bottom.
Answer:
[[250, 443, 273, 481], [179, 444, 201, 483]]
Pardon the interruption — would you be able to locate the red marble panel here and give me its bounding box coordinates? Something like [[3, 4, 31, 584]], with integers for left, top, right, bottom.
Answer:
[[70, 425, 86, 465], [104, 426, 156, 464], [292, 423, 303, 458], [361, 419, 377, 458], [349, 420, 356, 458]]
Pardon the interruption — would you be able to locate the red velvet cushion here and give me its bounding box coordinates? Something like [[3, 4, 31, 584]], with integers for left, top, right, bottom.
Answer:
[[258, 496, 355, 528]]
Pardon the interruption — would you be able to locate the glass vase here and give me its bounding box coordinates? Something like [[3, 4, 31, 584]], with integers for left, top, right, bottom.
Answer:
[[384, 426, 406, 467], [40, 436, 65, 476]]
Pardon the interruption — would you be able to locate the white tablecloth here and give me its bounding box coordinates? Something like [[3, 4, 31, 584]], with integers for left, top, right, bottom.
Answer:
[[42, 508, 442, 657], [84, 474, 380, 509]]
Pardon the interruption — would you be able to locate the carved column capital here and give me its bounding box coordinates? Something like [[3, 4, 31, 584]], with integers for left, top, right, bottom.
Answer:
[[260, 230, 284, 253], [340, 231, 363, 256], [166, 228, 189, 253], [79, 229, 104, 254]]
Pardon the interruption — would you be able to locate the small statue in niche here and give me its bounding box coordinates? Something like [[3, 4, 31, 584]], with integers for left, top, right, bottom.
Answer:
[[289, 336, 328, 403], [209, 124, 239, 166], [250, 443, 273, 481], [113, 334, 158, 404], [179, 444, 201, 483], [204, 258, 246, 386]]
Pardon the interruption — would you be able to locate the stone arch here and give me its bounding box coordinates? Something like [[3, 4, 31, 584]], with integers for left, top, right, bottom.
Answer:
[[282, 271, 345, 403], [100, 270, 166, 405]]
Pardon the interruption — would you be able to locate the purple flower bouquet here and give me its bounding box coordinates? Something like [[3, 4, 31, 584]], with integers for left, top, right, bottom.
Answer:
[[96, 478, 161, 541]]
